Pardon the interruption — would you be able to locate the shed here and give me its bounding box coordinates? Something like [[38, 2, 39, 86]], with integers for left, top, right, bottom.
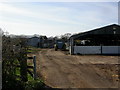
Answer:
[[27, 37, 40, 47], [69, 24, 120, 55]]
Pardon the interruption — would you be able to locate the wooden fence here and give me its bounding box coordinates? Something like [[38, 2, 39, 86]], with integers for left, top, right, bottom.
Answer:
[[13, 45, 37, 81]]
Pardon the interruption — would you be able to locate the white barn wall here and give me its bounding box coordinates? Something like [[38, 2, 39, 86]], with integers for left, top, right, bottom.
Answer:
[[102, 46, 120, 54], [74, 46, 101, 54], [69, 46, 72, 55], [73, 46, 120, 54]]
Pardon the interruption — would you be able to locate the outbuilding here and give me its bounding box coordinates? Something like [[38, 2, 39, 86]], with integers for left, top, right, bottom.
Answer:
[[27, 36, 40, 47], [69, 24, 120, 55]]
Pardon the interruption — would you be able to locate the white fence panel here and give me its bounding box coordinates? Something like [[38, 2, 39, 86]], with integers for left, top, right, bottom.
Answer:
[[69, 46, 72, 54], [102, 46, 120, 54], [74, 46, 101, 54]]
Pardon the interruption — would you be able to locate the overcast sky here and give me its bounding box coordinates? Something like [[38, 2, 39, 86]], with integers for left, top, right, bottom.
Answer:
[[0, 1, 118, 37]]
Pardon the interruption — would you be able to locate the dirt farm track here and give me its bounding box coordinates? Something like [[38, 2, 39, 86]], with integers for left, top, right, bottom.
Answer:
[[31, 49, 120, 88]]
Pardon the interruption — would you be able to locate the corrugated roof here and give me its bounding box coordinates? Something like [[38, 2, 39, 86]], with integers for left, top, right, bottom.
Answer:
[[70, 24, 120, 40]]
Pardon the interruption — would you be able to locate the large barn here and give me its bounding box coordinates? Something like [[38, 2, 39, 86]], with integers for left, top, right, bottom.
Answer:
[[69, 24, 120, 55]]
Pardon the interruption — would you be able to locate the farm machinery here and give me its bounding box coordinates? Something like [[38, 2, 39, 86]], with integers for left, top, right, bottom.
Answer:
[[54, 40, 66, 51]]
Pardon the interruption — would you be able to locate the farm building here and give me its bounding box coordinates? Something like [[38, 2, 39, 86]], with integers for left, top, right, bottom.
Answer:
[[39, 36, 54, 48], [69, 24, 120, 55], [27, 36, 40, 47], [27, 36, 48, 48], [47, 38, 55, 48], [27, 36, 55, 48], [39, 36, 48, 48]]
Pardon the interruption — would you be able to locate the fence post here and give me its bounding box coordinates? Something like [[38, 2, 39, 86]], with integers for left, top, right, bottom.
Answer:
[[100, 44, 102, 54], [33, 56, 37, 80], [19, 52, 28, 82]]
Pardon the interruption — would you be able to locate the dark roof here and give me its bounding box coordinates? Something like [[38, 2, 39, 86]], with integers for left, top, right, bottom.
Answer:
[[70, 24, 120, 40], [29, 36, 39, 39], [40, 36, 47, 39]]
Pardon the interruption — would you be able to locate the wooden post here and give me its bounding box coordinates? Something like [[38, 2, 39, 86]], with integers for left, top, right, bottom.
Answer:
[[70, 37, 74, 55], [19, 52, 28, 82], [19, 38, 28, 82], [33, 56, 37, 80]]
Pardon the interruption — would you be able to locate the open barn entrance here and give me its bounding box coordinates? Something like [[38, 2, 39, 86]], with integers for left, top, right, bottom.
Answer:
[[69, 24, 120, 55]]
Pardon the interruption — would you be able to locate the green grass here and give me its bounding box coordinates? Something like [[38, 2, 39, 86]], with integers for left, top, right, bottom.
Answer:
[[27, 62, 33, 66], [25, 79, 44, 89], [16, 67, 34, 81], [27, 72, 34, 81], [15, 67, 21, 81], [15, 67, 45, 89], [27, 47, 41, 53], [16, 67, 20, 76]]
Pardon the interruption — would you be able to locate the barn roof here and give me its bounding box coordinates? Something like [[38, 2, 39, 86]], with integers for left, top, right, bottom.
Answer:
[[70, 24, 120, 40]]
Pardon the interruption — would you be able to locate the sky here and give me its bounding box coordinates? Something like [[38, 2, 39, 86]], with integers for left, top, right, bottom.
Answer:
[[0, 1, 119, 37]]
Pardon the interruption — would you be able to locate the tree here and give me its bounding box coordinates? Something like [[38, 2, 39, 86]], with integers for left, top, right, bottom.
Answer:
[[61, 33, 72, 42]]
